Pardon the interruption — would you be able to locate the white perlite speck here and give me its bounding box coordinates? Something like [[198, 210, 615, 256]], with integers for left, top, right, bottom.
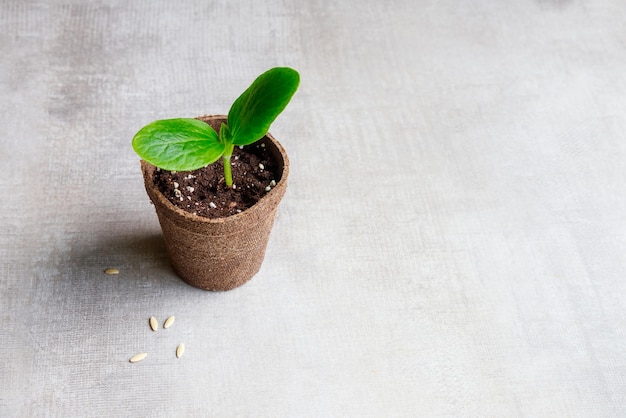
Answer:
[[259, 163, 264, 170], [270, 180, 276, 187], [265, 186, 271, 192], [209, 202, 217, 209], [173, 182, 179, 188], [186, 186, 194, 193]]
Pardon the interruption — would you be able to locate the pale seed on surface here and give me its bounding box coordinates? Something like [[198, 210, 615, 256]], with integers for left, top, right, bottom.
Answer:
[[163, 316, 175, 329], [104, 268, 119, 275], [176, 343, 185, 358], [129, 353, 147, 363], [149, 316, 158, 331]]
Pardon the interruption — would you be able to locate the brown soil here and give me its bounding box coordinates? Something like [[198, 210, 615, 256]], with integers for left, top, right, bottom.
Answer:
[[154, 140, 280, 219]]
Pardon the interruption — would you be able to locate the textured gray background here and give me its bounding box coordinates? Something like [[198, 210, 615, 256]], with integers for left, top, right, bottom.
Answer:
[[2, 0, 626, 416]]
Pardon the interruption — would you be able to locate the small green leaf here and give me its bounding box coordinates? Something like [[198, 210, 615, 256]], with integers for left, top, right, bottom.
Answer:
[[219, 122, 231, 144], [228, 67, 300, 146], [132, 118, 224, 171]]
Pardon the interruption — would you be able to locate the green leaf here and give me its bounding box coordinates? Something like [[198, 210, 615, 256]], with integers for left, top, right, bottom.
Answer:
[[219, 122, 232, 144], [227, 67, 300, 146], [132, 118, 224, 171]]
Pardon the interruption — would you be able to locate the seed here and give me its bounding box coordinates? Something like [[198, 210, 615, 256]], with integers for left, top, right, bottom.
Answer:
[[176, 343, 185, 358], [149, 316, 158, 331], [270, 180, 276, 187], [259, 163, 264, 170], [265, 186, 271, 192], [129, 353, 147, 363], [174, 189, 182, 197], [163, 316, 175, 329], [104, 268, 119, 275]]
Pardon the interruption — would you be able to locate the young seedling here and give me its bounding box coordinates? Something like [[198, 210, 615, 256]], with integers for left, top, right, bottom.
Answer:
[[132, 67, 300, 187]]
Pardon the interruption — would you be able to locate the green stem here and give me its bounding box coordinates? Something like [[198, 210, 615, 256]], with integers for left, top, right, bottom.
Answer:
[[222, 143, 234, 187]]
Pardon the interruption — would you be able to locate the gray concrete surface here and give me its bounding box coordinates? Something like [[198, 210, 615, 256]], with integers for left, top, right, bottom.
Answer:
[[2, 0, 626, 416]]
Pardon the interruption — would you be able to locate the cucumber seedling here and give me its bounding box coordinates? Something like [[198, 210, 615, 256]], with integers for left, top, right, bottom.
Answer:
[[132, 67, 299, 187]]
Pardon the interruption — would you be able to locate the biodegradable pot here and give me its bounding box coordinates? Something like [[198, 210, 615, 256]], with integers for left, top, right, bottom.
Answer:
[[140, 115, 289, 291]]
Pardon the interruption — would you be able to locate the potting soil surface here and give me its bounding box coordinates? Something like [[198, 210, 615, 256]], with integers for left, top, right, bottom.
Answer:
[[154, 141, 280, 218]]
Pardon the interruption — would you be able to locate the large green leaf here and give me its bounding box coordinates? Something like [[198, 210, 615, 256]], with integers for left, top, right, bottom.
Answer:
[[227, 67, 300, 146], [132, 118, 224, 171]]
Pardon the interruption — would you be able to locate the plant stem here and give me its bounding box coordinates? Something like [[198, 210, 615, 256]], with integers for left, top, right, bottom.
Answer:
[[222, 143, 234, 187]]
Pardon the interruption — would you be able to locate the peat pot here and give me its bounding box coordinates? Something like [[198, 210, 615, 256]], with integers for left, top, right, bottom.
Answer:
[[140, 115, 289, 291]]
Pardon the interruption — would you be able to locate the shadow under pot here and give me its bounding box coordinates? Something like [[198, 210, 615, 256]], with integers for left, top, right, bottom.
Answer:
[[140, 115, 289, 291]]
